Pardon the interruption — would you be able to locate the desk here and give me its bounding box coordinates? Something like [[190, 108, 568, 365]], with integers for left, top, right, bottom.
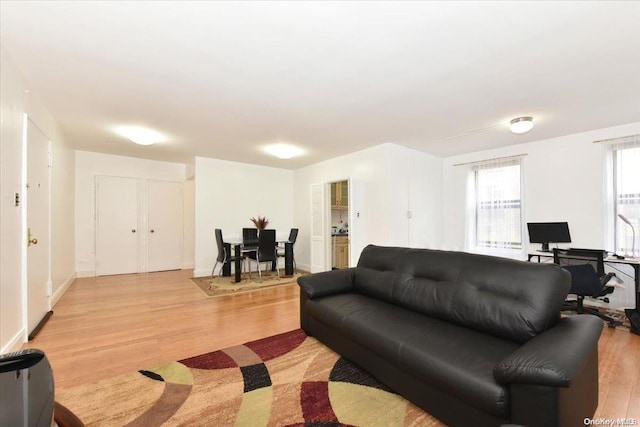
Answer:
[[528, 252, 640, 311], [223, 242, 294, 283]]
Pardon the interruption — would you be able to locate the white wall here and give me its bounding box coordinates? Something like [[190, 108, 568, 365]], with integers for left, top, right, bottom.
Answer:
[[441, 122, 640, 253], [1, 46, 27, 352], [75, 151, 193, 276], [1, 46, 76, 352], [441, 122, 640, 309], [293, 143, 442, 271], [193, 157, 294, 277], [183, 178, 195, 269]]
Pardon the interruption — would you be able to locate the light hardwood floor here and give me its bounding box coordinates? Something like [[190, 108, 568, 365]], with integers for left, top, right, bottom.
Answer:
[[23, 269, 640, 420]]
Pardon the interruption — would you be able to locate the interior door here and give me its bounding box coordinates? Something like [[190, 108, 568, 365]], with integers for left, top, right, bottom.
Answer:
[[26, 118, 51, 336], [147, 180, 183, 272], [96, 176, 139, 275], [310, 183, 327, 272]]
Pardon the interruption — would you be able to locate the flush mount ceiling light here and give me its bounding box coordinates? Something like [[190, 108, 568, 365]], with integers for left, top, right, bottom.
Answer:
[[509, 116, 534, 134], [114, 125, 166, 146], [264, 143, 304, 159]]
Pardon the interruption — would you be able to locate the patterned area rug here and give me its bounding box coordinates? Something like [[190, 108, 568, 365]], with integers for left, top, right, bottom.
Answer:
[[190, 272, 304, 297], [56, 330, 441, 426]]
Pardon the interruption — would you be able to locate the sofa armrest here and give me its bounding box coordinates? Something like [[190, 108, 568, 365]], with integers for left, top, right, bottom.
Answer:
[[297, 268, 356, 299], [493, 315, 603, 387]]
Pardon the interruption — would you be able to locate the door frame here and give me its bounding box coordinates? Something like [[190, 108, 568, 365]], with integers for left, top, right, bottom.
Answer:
[[324, 177, 355, 271]]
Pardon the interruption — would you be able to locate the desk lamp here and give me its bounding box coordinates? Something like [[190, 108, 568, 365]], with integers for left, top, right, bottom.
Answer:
[[618, 213, 637, 259]]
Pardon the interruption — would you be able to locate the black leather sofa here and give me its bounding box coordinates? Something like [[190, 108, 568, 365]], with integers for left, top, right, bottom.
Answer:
[[298, 245, 603, 427]]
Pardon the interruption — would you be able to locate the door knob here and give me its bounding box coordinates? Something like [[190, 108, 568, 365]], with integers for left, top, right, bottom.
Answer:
[[150, 229, 155, 234], [131, 229, 136, 233], [27, 228, 38, 246]]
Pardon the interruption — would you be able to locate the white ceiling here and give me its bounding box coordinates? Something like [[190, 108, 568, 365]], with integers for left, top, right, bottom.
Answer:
[[1, 1, 639, 169]]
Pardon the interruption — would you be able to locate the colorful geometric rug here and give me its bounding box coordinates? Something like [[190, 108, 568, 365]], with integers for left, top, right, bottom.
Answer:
[[55, 330, 441, 426], [189, 272, 304, 297]]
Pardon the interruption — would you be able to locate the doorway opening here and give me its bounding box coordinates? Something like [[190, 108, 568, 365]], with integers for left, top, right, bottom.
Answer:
[[329, 180, 350, 269]]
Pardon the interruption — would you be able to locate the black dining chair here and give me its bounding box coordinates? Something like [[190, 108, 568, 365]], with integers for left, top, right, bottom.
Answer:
[[242, 228, 259, 247], [278, 228, 298, 273], [212, 229, 245, 283], [242, 227, 258, 256], [247, 229, 279, 282]]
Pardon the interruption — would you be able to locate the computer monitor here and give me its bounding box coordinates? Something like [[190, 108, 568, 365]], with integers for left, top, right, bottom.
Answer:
[[527, 222, 572, 252]]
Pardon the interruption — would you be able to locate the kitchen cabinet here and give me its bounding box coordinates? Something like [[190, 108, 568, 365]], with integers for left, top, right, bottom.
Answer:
[[333, 235, 349, 269], [331, 180, 349, 210]]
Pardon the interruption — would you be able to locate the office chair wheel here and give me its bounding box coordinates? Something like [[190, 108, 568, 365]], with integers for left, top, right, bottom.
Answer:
[[606, 318, 623, 328]]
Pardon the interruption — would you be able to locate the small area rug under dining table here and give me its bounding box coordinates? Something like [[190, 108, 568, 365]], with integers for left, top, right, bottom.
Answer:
[[190, 272, 303, 297], [55, 329, 441, 426]]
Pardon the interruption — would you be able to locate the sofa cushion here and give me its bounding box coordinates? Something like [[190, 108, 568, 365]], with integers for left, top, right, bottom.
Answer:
[[354, 246, 410, 301], [357, 245, 570, 343], [306, 293, 518, 419]]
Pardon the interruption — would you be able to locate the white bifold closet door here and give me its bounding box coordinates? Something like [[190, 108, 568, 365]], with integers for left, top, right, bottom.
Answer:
[[147, 180, 183, 272], [96, 176, 139, 276], [96, 176, 183, 276]]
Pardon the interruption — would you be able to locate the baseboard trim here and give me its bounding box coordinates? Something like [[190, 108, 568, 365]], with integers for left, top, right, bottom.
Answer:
[[192, 268, 211, 278], [1, 328, 26, 354], [182, 262, 195, 269], [297, 263, 311, 273], [52, 271, 77, 307], [76, 270, 95, 278]]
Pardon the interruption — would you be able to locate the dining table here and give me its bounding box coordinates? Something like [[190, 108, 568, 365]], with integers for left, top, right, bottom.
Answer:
[[222, 239, 294, 283]]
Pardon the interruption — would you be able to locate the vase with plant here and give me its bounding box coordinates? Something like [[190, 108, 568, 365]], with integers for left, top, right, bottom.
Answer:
[[250, 216, 269, 230]]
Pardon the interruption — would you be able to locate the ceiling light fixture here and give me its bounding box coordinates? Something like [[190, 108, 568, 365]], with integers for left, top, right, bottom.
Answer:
[[264, 143, 304, 159], [509, 116, 534, 134], [114, 125, 166, 146]]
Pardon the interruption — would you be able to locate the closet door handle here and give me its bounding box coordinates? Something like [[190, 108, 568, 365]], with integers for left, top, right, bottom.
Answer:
[[150, 229, 155, 234], [131, 229, 136, 233]]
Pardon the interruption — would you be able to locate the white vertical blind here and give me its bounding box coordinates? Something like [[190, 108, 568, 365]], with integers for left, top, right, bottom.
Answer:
[[608, 134, 640, 257], [465, 155, 524, 259]]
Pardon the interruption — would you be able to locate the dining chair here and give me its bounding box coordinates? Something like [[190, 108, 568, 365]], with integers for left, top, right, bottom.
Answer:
[[278, 228, 298, 273], [211, 229, 244, 283], [242, 228, 259, 247], [247, 229, 279, 282]]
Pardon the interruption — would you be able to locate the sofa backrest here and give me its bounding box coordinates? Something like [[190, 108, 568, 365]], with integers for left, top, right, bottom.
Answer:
[[355, 245, 571, 343]]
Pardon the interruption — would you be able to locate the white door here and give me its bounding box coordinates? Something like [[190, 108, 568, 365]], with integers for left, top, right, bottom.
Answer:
[[310, 183, 327, 272], [26, 118, 51, 336], [147, 180, 183, 272], [96, 176, 139, 275]]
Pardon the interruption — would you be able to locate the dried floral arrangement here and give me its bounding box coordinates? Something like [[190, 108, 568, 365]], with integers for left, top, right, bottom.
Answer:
[[250, 216, 269, 229]]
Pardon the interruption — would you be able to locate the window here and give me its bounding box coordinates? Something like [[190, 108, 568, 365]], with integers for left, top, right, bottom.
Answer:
[[466, 157, 524, 258], [611, 136, 640, 257]]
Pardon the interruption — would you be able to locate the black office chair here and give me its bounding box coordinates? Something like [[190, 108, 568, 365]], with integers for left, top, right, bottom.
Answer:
[[247, 229, 279, 282], [278, 228, 298, 273], [212, 229, 244, 282], [553, 248, 620, 327]]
